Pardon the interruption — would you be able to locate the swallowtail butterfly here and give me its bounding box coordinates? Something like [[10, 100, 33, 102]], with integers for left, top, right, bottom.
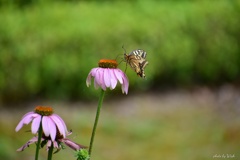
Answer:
[[124, 49, 148, 78]]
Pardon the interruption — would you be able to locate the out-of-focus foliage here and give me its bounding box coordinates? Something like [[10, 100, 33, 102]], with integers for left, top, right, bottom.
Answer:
[[0, 0, 240, 104]]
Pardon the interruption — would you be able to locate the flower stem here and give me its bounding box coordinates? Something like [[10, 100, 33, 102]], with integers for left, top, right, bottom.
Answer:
[[88, 89, 105, 158], [47, 144, 54, 160], [35, 118, 43, 160]]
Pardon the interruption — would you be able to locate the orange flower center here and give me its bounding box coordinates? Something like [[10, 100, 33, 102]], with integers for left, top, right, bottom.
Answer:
[[34, 106, 53, 116], [98, 59, 118, 68]]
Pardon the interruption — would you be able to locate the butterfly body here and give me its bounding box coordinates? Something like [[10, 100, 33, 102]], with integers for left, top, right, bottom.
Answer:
[[124, 49, 148, 78]]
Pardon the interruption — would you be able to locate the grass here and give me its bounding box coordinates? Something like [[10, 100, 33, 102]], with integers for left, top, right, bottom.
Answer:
[[1, 89, 240, 160]]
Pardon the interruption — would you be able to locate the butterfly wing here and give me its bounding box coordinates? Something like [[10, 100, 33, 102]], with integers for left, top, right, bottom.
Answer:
[[136, 60, 148, 78], [130, 49, 147, 59]]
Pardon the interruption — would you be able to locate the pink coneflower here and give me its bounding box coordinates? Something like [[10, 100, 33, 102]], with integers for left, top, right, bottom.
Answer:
[[17, 131, 86, 152], [86, 59, 129, 94], [15, 106, 68, 141], [86, 59, 129, 158]]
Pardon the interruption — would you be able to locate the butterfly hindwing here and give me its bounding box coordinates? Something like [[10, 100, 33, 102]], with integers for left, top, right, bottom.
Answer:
[[137, 60, 149, 78]]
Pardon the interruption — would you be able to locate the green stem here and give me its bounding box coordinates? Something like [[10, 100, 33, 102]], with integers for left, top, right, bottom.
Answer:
[[47, 143, 54, 160], [88, 89, 105, 158], [35, 118, 43, 160]]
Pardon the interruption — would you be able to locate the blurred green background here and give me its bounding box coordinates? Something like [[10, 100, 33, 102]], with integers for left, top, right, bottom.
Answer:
[[0, 0, 240, 159]]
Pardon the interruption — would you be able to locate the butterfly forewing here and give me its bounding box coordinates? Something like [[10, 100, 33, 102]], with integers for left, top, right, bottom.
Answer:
[[130, 49, 147, 59]]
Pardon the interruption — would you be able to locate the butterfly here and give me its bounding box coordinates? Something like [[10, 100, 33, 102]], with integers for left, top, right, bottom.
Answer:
[[124, 49, 149, 78]]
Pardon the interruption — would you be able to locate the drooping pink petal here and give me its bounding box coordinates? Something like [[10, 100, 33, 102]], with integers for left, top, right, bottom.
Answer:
[[114, 69, 123, 84], [16, 137, 39, 152], [86, 74, 92, 87], [53, 114, 68, 132], [94, 80, 100, 89], [53, 141, 59, 148], [15, 112, 36, 132], [46, 140, 52, 151], [95, 68, 106, 90], [21, 111, 35, 120], [86, 68, 98, 87], [50, 114, 67, 138], [61, 138, 87, 151], [122, 73, 129, 94], [90, 68, 98, 77], [92, 68, 99, 89], [31, 115, 41, 134], [42, 116, 56, 141], [15, 119, 29, 132], [66, 130, 73, 136], [100, 69, 107, 90], [23, 113, 39, 124], [47, 118, 56, 141], [94, 68, 102, 88], [42, 116, 50, 137], [103, 68, 111, 87], [109, 69, 117, 89]]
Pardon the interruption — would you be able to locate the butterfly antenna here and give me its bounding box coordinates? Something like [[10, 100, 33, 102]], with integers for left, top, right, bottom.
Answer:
[[122, 45, 127, 54], [114, 45, 126, 65]]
